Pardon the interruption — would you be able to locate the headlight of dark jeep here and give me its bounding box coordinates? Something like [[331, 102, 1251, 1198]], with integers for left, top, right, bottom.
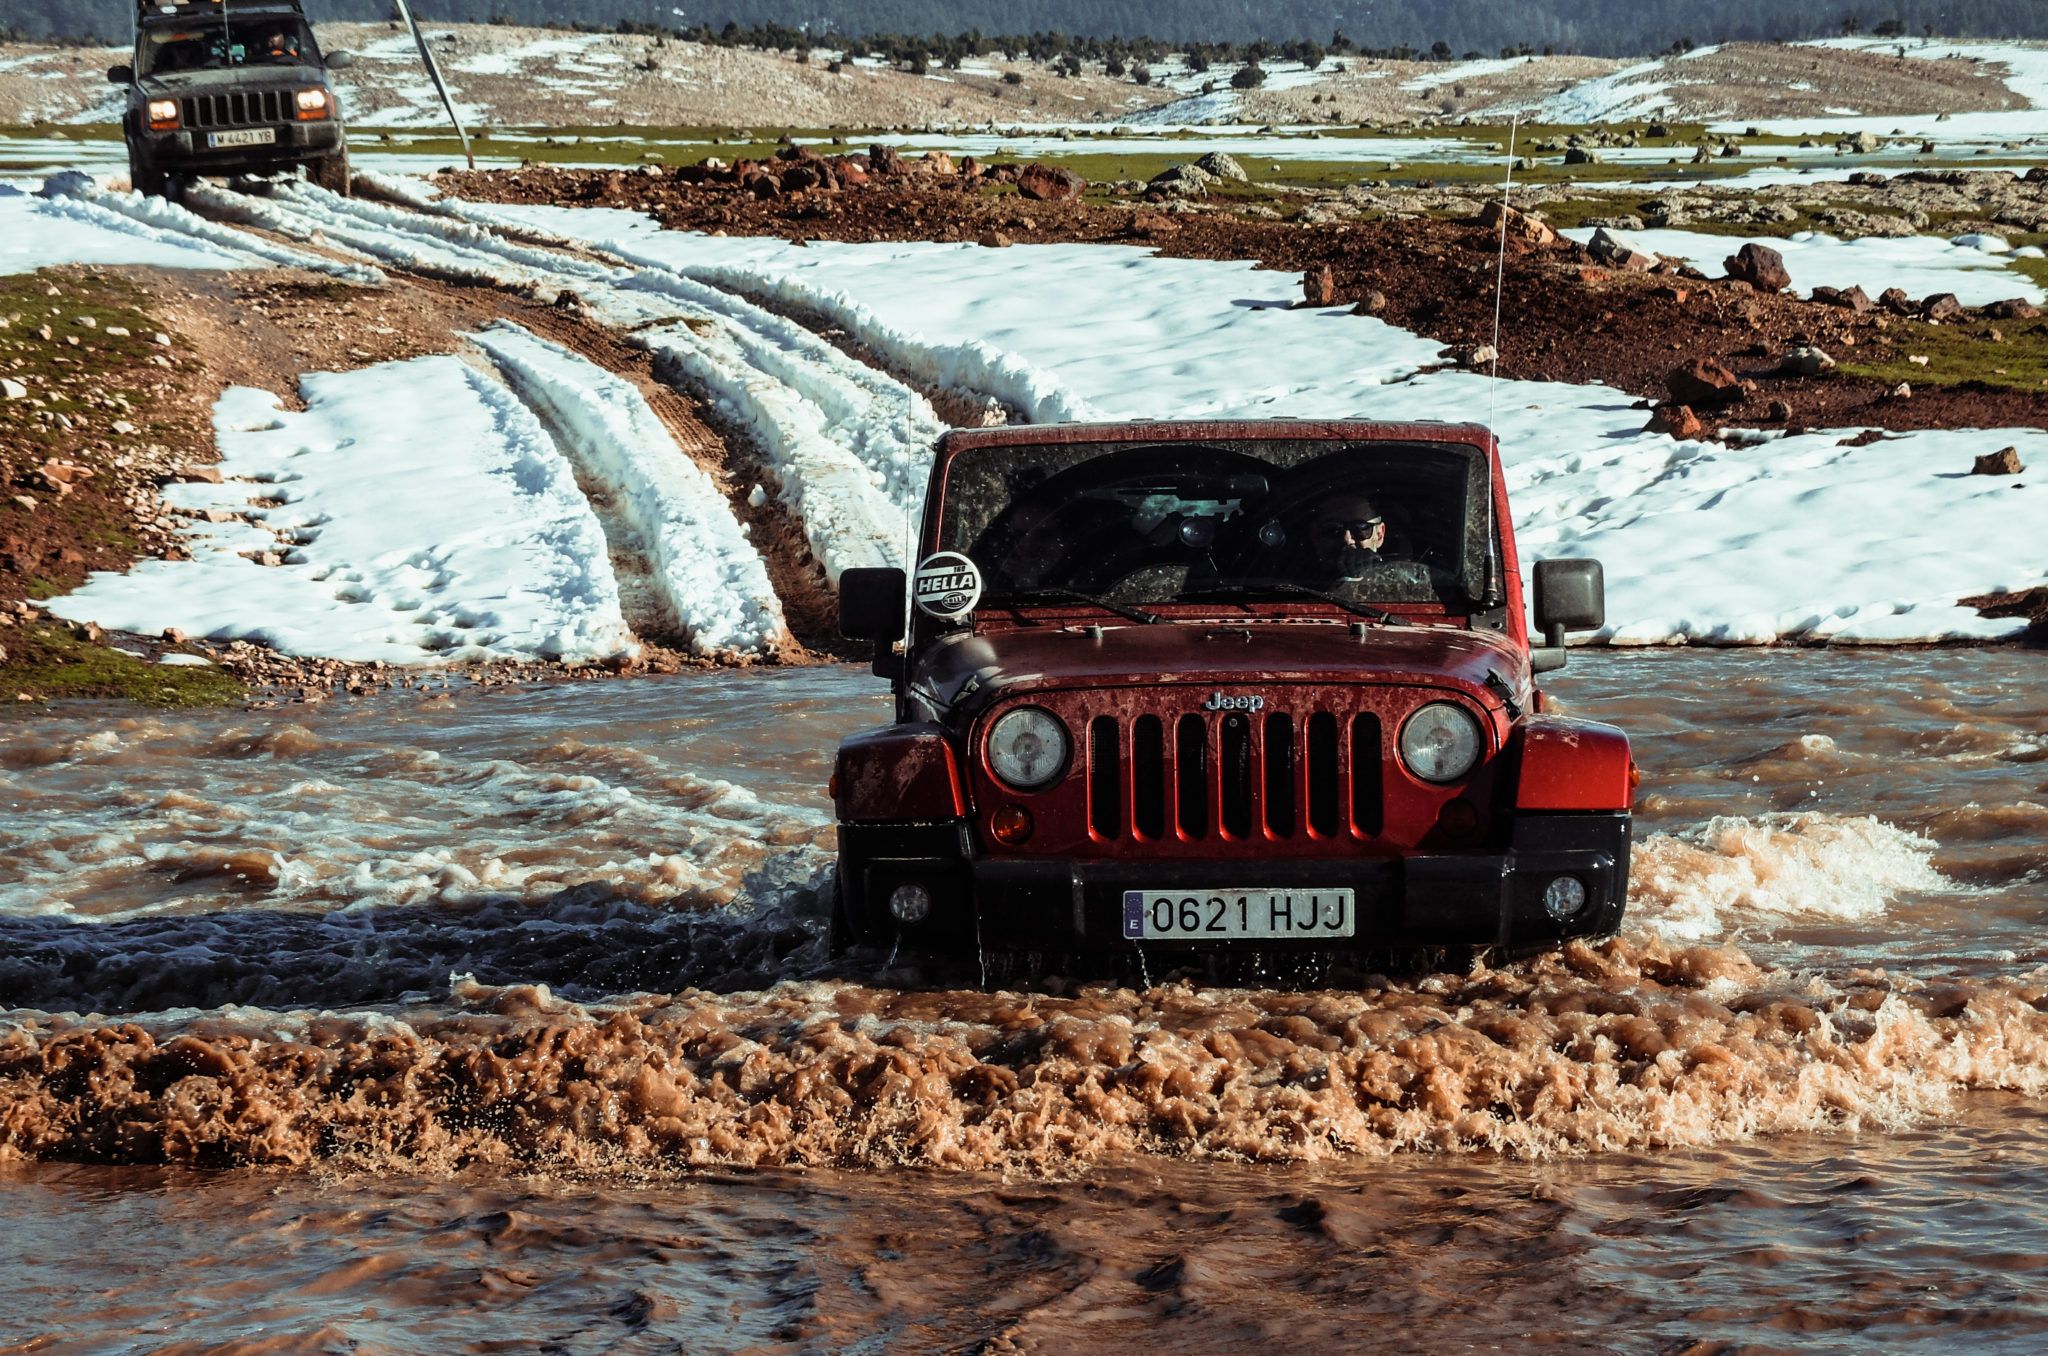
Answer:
[[986, 707, 1069, 791], [1399, 702, 1482, 783]]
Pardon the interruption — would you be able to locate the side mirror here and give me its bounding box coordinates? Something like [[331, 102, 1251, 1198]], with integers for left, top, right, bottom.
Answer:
[[839, 567, 906, 642], [107, 64, 134, 85], [1530, 558, 1604, 673], [324, 49, 355, 71]]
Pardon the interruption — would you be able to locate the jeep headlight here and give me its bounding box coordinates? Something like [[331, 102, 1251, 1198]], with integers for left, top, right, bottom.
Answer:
[[1399, 702, 1483, 783], [146, 98, 180, 129], [295, 88, 330, 117], [987, 707, 1069, 791]]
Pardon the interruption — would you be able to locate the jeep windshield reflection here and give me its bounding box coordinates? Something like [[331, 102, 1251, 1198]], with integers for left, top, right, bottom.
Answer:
[[142, 19, 319, 77], [937, 438, 1504, 616]]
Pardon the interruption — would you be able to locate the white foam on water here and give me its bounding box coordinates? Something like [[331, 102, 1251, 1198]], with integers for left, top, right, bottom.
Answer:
[[1629, 812, 1952, 941]]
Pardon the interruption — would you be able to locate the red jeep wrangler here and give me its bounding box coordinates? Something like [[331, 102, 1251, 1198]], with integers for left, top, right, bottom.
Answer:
[[831, 421, 1634, 963]]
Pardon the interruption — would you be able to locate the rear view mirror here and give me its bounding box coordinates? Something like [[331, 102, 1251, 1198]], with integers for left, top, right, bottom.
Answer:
[[1531, 558, 1604, 673], [107, 64, 134, 84], [324, 49, 355, 71], [839, 567, 906, 642]]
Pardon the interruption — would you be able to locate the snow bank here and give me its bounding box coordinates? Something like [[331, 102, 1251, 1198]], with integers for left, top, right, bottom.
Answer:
[[1562, 226, 2044, 306], [50, 357, 631, 664], [35, 176, 387, 284], [472, 322, 787, 655], [567, 228, 2044, 645], [0, 184, 240, 274]]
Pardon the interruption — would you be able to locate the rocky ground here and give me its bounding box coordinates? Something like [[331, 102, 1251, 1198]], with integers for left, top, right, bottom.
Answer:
[[0, 24, 1170, 129], [1, 30, 2036, 130]]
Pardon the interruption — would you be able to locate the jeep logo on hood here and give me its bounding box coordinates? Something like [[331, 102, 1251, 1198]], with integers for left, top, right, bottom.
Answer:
[[1203, 692, 1266, 713]]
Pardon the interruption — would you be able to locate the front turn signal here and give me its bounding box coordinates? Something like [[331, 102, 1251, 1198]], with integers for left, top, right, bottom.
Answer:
[[990, 804, 1034, 847]]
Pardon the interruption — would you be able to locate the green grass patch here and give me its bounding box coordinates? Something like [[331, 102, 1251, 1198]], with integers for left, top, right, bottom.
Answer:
[[4, 623, 243, 709], [0, 270, 163, 408], [1837, 318, 2048, 394]]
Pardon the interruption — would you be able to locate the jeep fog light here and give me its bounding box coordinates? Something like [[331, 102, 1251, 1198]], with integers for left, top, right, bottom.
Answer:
[[888, 882, 932, 924], [987, 706, 1069, 791], [1399, 702, 1482, 783], [1543, 875, 1588, 921]]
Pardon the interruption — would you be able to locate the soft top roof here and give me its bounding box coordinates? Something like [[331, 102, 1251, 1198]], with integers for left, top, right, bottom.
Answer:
[[936, 420, 1498, 462]]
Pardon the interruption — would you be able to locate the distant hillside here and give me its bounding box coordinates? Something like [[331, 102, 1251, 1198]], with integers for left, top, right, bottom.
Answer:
[[11, 0, 2048, 53]]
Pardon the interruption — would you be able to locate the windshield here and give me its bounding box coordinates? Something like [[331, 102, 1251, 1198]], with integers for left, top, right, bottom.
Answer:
[[141, 18, 317, 76], [937, 438, 1502, 617]]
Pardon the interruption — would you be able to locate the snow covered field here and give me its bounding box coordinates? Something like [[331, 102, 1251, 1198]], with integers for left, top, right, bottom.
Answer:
[[1560, 226, 2045, 306], [49, 359, 632, 664], [17, 168, 2047, 655]]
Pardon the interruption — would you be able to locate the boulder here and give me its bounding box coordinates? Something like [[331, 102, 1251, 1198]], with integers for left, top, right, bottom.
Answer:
[[1352, 290, 1389, 316], [1778, 345, 1835, 377], [1193, 151, 1248, 182], [977, 231, 1015, 248], [1586, 227, 1655, 271], [1128, 210, 1180, 237], [0, 378, 24, 401], [1985, 297, 2042, 320], [778, 163, 823, 193], [921, 150, 956, 175], [868, 144, 907, 176], [1723, 242, 1791, 292], [1878, 287, 1917, 316], [1667, 357, 1753, 408], [1302, 264, 1338, 308], [1810, 284, 1873, 312], [1017, 164, 1086, 202], [1647, 403, 1703, 438], [1145, 163, 1214, 198], [743, 171, 781, 199], [1919, 292, 1964, 322], [1972, 446, 2025, 476], [1563, 146, 1603, 165], [1478, 199, 1557, 247], [836, 159, 871, 187]]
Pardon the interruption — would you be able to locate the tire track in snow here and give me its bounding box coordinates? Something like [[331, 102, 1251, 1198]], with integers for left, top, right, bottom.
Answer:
[[180, 178, 942, 586], [471, 321, 791, 658]]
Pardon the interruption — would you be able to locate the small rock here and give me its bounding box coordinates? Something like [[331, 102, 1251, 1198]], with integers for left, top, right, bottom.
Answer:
[[1301, 264, 1338, 308], [1586, 228, 1655, 272], [179, 466, 225, 484], [1889, 382, 1913, 399], [1668, 357, 1754, 408], [1765, 399, 1794, 421], [1972, 447, 2024, 476], [111, 420, 137, 436], [1477, 199, 1557, 247], [1810, 284, 1873, 313], [1647, 403, 1703, 439], [1778, 345, 1835, 377], [1878, 288, 1917, 316], [151, 332, 171, 346], [1193, 151, 1248, 182], [1908, 354, 1931, 366], [73, 622, 102, 643], [1985, 298, 2041, 320], [1456, 343, 1498, 369], [0, 378, 24, 401], [163, 627, 187, 644], [1017, 164, 1086, 202], [1920, 293, 1963, 322], [1723, 242, 1791, 292], [1352, 290, 1388, 316], [977, 231, 1014, 248], [9, 495, 35, 513]]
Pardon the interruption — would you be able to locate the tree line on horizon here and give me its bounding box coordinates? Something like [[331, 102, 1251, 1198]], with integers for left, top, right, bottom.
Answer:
[[8, 0, 2046, 56]]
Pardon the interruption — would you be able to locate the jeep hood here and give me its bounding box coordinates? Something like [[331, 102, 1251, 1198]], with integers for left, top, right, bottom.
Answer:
[[140, 65, 323, 94], [913, 622, 1525, 713]]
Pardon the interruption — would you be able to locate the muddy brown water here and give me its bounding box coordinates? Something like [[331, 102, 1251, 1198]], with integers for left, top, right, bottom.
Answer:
[[1, 650, 2044, 1352]]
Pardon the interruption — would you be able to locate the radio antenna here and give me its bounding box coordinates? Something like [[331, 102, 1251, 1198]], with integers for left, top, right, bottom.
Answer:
[[1486, 114, 1520, 435]]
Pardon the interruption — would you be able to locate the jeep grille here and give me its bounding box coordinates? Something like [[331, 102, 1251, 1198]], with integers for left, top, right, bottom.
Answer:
[[181, 89, 288, 130], [1085, 708, 1383, 843]]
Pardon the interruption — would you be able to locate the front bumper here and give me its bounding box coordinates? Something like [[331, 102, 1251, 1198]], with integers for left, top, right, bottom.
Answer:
[[839, 812, 1630, 953], [134, 122, 343, 173]]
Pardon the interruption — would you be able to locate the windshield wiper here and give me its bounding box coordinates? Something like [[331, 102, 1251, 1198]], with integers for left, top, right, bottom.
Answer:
[[982, 587, 1162, 626], [1176, 581, 1397, 626]]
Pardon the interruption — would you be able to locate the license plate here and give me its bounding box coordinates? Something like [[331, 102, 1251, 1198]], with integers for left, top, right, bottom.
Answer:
[[1123, 889, 1356, 941], [208, 128, 276, 148]]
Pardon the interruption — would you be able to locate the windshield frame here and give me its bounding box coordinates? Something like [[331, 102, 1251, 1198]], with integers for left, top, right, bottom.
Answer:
[[924, 434, 1507, 637]]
